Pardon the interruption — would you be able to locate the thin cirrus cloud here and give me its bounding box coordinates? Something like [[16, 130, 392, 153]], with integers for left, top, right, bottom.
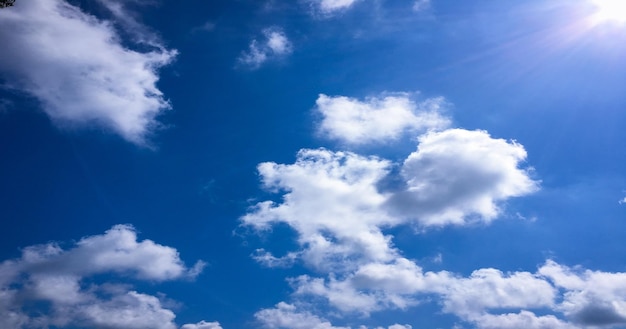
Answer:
[[243, 91, 626, 328], [0, 225, 218, 329], [315, 93, 451, 145], [238, 28, 292, 69], [0, 0, 176, 144]]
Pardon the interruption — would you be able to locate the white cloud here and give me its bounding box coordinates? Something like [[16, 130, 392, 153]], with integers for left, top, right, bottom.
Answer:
[[307, 0, 360, 15], [181, 320, 224, 329], [387, 129, 539, 227], [256, 302, 350, 329], [243, 93, 551, 328], [472, 311, 576, 329], [241, 148, 397, 271], [0, 225, 214, 329], [0, 0, 176, 144], [316, 94, 450, 145], [619, 196, 626, 204], [434, 268, 556, 317], [540, 260, 626, 326], [238, 27, 292, 69]]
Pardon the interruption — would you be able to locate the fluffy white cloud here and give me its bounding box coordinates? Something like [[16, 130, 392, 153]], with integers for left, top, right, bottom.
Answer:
[[18, 224, 206, 281], [434, 268, 556, 317], [243, 93, 551, 328], [239, 27, 292, 69], [0, 0, 176, 144], [256, 302, 350, 329], [242, 148, 397, 271], [316, 94, 450, 145], [540, 260, 626, 326], [472, 311, 576, 329], [0, 225, 214, 329], [387, 129, 539, 226]]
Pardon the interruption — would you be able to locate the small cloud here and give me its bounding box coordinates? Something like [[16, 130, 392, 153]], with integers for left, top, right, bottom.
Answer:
[[238, 27, 292, 69], [413, 0, 431, 12], [619, 196, 626, 204], [192, 21, 216, 33], [306, 0, 360, 16]]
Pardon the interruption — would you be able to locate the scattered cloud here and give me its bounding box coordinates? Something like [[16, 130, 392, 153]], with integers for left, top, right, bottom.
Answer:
[[238, 27, 292, 69], [316, 93, 450, 145], [619, 196, 626, 204], [0, 0, 176, 144], [0, 225, 215, 329]]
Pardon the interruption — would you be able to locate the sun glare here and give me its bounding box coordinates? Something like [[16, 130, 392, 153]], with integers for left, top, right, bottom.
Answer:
[[590, 0, 626, 24]]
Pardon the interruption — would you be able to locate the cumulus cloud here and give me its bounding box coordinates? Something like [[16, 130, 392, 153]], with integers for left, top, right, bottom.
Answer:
[[316, 94, 450, 145], [0, 225, 215, 329], [387, 129, 539, 226], [242, 92, 562, 329], [0, 0, 176, 144], [540, 260, 626, 326], [256, 302, 350, 329], [256, 302, 411, 329], [472, 311, 576, 329], [238, 27, 292, 69], [242, 148, 397, 271]]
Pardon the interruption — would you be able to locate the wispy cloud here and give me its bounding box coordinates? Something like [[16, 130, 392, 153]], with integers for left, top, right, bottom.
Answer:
[[238, 27, 292, 69], [0, 0, 176, 144], [412, 0, 431, 12], [0, 225, 217, 329], [306, 0, 361, 15]]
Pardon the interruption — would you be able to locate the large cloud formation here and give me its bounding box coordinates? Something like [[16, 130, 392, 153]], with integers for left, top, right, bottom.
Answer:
[[0, 0, 176, 144], [0, 225, 219, 329], [244, 92, 626, 328]]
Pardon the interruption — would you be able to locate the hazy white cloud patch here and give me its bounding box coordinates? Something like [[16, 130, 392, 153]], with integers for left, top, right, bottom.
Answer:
[[306, 0, 360, 15], [181, 320, 224, 329], [255, 302, 412, 329], [238, 27, 292, 69], [256, 302, 350, 329], [412, 0, 431, 12], [387, 129, 539, 227], [472, 311, 576, 329], [0, 225, 216, 329], [316, 93, 450, 145], [0, 0, 176, 144]]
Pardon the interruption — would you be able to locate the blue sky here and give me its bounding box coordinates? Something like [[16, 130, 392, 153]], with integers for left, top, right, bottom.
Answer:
[[1, 0, 626, 328]]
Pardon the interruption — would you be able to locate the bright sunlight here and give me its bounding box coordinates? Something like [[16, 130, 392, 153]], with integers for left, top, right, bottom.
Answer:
[[590, 0, 626, 24]]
